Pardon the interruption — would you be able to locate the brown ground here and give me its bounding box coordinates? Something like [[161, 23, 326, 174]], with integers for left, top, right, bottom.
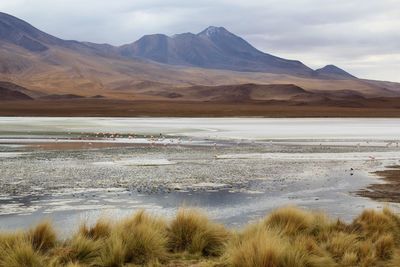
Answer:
[[1, 99, 400, 117], [358, 166, 400, 202]]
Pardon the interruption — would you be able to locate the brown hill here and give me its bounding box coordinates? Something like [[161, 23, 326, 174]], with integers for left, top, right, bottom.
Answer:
[[0, 82, 33, 100], [144, 83, 310, 102]]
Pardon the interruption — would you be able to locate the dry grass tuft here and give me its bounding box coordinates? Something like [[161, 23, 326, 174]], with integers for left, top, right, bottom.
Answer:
[[168, 209, 230, 256], [55, 235, 103, 265], [341, 251, 358, 266], [325, 232, 360, 260], [79, 219, 112, 241], [117, 210, 169, 265], [0, 241, 45, 267], [0, 231, 26, 249], [123, 222, 168, 265], [263, 206, 319, 236], [95, 232, 125, 267], [264, 206, 330, 236], [375, 234, 395, 260], [351, 209, 399, 240], [227, 229, 307, 267], [28, 220, 57, 252]]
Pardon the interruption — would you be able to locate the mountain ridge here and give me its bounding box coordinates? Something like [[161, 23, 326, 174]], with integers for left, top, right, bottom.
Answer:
[[0, 12, 352, 78]]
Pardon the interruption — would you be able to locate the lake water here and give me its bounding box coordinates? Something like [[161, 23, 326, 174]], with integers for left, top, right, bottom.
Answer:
[[1, 117, 400, 234]]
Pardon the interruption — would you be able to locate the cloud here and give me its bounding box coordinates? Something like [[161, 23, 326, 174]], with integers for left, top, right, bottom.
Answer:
[[0, 0, 399, 81]]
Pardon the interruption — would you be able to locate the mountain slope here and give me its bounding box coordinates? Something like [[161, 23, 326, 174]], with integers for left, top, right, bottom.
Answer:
[[0, 12, 54, 51], [0, 12, 122, 58]]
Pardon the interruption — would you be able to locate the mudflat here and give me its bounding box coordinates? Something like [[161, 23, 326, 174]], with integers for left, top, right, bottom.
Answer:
[[1, 99, 400, 117], [358, 166, 400, 202]]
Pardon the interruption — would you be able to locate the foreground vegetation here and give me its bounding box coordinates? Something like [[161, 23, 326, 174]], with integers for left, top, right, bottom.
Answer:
[[2, 207, 400, 266]]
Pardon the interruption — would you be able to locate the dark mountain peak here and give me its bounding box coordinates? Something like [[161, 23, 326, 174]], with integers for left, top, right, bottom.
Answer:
[[198, 26, 230, 37], [318, 64, 342, 72], [315, 65, 356, 79], [119, 33, 170, 62]]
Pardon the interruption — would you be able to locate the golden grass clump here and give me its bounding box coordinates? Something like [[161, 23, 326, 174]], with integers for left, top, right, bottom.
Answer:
[[351, 209, 399, 241], [78, 219, 112, 240], [226, 228, 307, 267], [0, 231, 26, 250], [375, 234, 395, 260], [117, 210, 169, 265], [168, 209, 230, 256], [264, 206, 315, 235], [123, 221, 167, 264], [324, 232, 360, 260], [54, 234, 103, 265], [226, 218, 337, 267], [340, 251, 358, 266], [263, 206, 331, 238], [28, 220, 57, 252], [95, 232, 125, 267], [0, 241, 45, 267], [1, 206, 400, 266]]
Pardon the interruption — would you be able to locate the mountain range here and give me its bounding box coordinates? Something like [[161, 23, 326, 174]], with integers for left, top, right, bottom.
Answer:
[[0, 12, 399, 116], [0, 12, 353, 77]]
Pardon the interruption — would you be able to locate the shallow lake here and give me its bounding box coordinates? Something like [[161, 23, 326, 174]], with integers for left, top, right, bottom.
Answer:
[[1, 117, 400, 234]]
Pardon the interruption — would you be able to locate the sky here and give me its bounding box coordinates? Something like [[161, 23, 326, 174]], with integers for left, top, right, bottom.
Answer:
[[1, 0, 399, 82]]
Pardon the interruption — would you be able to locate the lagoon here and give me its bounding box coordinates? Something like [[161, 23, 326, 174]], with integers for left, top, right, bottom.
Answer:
[[1, 117, 400, 234]]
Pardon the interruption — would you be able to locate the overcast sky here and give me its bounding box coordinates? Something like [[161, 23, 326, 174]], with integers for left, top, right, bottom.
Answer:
[[1, 0, 399, 82]]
